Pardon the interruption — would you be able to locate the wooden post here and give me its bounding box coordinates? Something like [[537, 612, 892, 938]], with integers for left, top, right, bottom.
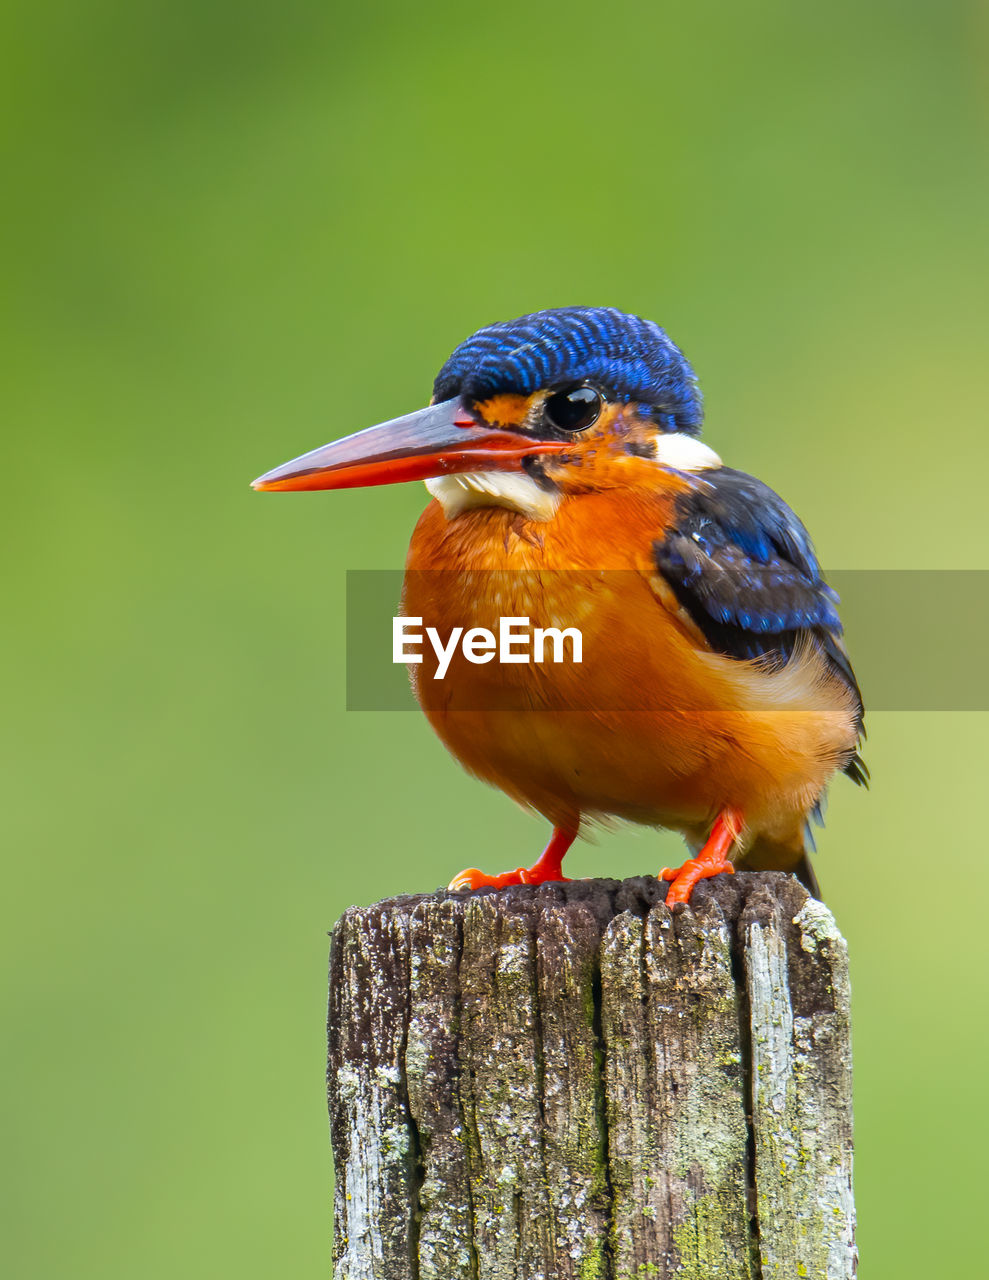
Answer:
[[328, 873, 856, 1279]]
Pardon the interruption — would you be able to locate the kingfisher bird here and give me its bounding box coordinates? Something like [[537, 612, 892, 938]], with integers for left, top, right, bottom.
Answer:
[[253, 307, 865, 906]]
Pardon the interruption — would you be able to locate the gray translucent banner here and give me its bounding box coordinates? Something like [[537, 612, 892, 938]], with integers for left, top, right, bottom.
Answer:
[[346, 569, 989, 711]]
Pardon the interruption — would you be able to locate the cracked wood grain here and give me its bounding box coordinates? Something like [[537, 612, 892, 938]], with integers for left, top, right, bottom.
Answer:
[[328, 874, 856, 1280], [601, 896, 754, 1279], [743, 882, 856, 1280]]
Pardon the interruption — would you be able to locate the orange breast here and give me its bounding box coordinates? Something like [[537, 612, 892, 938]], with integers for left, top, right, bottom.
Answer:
[[402, 487, 859, 865]]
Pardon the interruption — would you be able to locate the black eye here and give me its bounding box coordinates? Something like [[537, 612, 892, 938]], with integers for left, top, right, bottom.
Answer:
[[543, 385, 603, 433]]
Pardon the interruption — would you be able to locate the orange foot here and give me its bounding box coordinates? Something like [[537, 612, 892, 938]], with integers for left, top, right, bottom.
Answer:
[[660, 807, 743, 906], [448, 826, 576, 892]]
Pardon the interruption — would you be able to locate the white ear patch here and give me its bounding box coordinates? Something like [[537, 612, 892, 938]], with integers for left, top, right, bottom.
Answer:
[[425, 471, 562, 522], [652, 435, 722, 472]]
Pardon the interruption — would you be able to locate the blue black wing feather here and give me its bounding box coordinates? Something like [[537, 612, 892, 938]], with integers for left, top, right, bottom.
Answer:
[[653, 468, 867, 784]]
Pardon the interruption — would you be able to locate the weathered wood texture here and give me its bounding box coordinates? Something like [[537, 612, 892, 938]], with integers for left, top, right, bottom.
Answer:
[[328, 873, 855, 1280]]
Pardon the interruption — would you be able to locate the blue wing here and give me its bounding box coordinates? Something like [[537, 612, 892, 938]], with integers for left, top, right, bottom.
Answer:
[[653, 466, 867, 784]]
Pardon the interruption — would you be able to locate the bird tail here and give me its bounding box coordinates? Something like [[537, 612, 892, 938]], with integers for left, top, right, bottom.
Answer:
[[792, 851, 822, 900]]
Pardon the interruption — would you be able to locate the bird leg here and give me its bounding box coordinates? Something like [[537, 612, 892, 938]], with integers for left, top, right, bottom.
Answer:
[[448, 825, 576, 892], [660, 807, 742, 906]]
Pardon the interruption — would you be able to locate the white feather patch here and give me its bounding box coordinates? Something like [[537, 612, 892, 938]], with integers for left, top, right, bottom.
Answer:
[[425, 471, 561, 522], [653, 435, 722, 472]]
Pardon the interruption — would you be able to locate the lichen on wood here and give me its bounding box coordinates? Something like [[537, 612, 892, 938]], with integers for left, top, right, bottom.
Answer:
[[327, 874, 856, 1279], [743, 883, 856, 1280]]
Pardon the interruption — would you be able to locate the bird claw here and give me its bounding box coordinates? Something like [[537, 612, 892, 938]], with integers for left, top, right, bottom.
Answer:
[[660, 807, 742, 905], [659, 860, 735, 882], [447, 866, 528, 892], [448, 828, 577, 892], [661, 858, 734, 905]]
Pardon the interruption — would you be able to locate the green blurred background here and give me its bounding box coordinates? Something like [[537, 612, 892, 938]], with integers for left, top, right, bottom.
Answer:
[[3, 2, 987, 1275]]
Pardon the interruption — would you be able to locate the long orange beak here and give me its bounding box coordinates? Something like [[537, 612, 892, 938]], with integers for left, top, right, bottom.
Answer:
[[252, 397, 567, 493]]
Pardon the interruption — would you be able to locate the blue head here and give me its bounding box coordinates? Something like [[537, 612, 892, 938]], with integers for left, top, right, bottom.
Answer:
[[433, 306, 703, 434]]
